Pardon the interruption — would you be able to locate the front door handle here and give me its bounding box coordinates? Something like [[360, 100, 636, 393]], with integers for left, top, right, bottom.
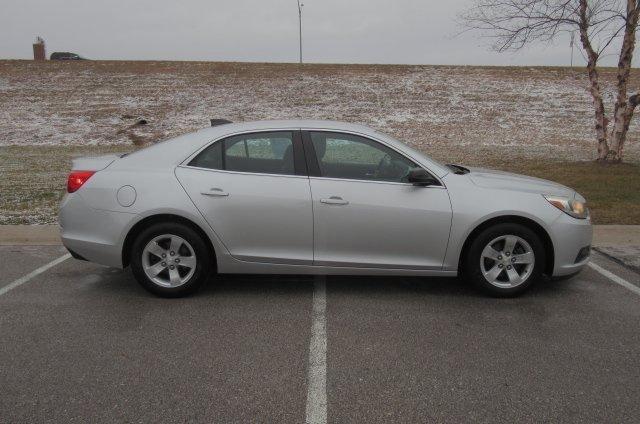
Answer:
[[320, 196, 349, 205], [201, 188, 229, 197]]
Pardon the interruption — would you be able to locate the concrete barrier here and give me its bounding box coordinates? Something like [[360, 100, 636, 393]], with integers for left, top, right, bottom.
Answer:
[[0, 225, 60, 245], [1, 224, 639, 248]]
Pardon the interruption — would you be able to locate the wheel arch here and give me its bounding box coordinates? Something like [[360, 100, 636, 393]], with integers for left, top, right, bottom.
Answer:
[[458, 215, 554, 276], [121, 213, 217, 270]]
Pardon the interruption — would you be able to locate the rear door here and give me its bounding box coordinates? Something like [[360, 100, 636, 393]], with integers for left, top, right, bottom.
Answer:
[[303, 130, 452, 269], [176, 130, 313, 265]]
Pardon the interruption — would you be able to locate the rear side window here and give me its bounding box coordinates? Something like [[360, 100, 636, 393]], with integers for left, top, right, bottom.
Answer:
[[189, 140, 223, 170], [188, 131, 295, 175]]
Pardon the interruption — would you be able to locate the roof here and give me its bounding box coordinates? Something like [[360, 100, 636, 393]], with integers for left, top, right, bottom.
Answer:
[[199, 119, 374, 136], [119, 120, 449, 177]]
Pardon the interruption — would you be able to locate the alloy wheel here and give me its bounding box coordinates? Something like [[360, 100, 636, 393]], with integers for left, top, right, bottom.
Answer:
[[480, 235, 535, 288], [141, 234, 197, 287]]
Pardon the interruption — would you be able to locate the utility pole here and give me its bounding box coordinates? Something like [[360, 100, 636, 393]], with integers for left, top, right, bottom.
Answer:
[[297, 0, 303, 63], [570, 31, 575, 68]]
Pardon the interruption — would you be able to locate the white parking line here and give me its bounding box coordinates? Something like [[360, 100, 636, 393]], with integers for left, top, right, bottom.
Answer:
[[0, 254, 71, 297], [588, 262, 640, 297], [305, 276, 327, 424]]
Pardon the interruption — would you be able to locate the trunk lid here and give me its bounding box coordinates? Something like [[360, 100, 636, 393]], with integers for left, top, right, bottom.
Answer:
[[71, 154, 120, 171]]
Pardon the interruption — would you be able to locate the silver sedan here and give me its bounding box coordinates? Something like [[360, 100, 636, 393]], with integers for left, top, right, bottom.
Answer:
[[59, 120, 592, 297]]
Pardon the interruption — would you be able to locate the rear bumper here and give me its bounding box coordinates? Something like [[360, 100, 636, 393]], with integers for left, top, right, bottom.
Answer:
[[549, 213, 593, 277], [59, 193, 134, 268]]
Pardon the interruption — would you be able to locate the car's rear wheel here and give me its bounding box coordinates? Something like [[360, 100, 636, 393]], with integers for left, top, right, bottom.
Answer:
[[463, 223, 545, 297], [130, 222, 212, 297]]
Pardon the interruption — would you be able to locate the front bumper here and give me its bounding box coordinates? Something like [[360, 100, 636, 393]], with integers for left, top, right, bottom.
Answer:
[[549, 212, 593, 277]]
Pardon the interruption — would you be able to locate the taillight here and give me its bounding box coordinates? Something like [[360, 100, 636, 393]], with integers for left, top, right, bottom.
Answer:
[[67, 170, 95, 193]]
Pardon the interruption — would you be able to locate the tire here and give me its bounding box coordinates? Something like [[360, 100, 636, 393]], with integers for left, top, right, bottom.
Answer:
[[130, 222, 213, 297], [462, 223, 545, 297]]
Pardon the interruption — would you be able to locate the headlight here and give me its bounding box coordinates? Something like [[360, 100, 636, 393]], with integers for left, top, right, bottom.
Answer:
[[543, 195, 589, 219]]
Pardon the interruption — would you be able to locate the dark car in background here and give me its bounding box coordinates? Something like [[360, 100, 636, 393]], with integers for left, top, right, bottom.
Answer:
[[50, 52, 86, 60]]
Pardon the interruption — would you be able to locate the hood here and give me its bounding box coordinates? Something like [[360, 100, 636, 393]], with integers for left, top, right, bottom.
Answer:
[[467, 167, 576, 198]]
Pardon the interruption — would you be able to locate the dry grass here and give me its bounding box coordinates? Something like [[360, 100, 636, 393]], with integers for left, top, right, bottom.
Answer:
[[1, 144, 638, 225], [1, 60, 639, 224], [0, 145, 129, 224], [479, 157, 640, 225], [2, 60, 640, 162]]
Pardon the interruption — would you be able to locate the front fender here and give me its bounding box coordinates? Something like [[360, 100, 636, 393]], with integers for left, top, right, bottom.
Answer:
[[442, 176, 562, 271]]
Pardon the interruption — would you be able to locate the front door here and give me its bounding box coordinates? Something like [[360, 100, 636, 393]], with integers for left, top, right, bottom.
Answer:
[[304, 131, 452, 269], [176, 130, 313, 265]]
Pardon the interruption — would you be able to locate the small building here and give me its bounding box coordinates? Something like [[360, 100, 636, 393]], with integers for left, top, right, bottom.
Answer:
[[33, 37, 46, 61]]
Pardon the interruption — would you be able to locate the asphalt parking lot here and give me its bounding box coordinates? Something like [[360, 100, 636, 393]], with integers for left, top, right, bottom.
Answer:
[[1, 246, 639, 423]]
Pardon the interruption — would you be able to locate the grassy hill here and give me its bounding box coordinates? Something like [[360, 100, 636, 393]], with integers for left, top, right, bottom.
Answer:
[[1, 60, 639, 224]]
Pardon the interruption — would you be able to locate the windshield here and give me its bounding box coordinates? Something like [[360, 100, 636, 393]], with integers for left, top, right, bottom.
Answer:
[[374, 132, 441, 162], [373, 131, 473, 175]]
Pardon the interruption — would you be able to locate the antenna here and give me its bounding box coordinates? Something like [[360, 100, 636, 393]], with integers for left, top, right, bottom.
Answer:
[[297, 0, 304, 63]]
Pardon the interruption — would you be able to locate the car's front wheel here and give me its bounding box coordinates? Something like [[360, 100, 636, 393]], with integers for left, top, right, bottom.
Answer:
[[463, 223, 545, 297], [130, 222, 212, 297]]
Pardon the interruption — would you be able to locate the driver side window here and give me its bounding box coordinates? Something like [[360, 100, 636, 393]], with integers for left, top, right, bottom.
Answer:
[[309, 132, 417, 183]]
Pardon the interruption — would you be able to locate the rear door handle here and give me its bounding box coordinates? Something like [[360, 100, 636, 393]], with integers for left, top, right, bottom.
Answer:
[[201, 188, 229, 197], [320, 196, 349, 205]]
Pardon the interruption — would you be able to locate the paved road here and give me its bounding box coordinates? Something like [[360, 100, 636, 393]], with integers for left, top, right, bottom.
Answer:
[[0, 246, 639, 423]]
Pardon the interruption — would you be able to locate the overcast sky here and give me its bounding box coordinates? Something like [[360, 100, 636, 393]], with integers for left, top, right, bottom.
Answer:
[[0, 0, 622, 66]]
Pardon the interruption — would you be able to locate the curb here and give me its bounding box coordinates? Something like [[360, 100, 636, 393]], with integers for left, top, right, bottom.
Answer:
[[0, 225, 61, 246], [592, 225, 640, 247], [592, 246, 640, 274], [1, 224, 640, 248]]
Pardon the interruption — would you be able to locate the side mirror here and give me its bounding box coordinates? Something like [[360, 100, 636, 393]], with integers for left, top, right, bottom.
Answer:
[[407, 168, 440, 186]]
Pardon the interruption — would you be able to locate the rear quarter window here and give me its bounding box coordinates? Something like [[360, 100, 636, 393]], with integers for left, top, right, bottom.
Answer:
[[189, 140, 223, 169]]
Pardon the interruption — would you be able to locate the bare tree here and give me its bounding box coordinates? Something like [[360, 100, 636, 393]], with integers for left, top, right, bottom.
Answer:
[[460, 0, 640, 162]]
